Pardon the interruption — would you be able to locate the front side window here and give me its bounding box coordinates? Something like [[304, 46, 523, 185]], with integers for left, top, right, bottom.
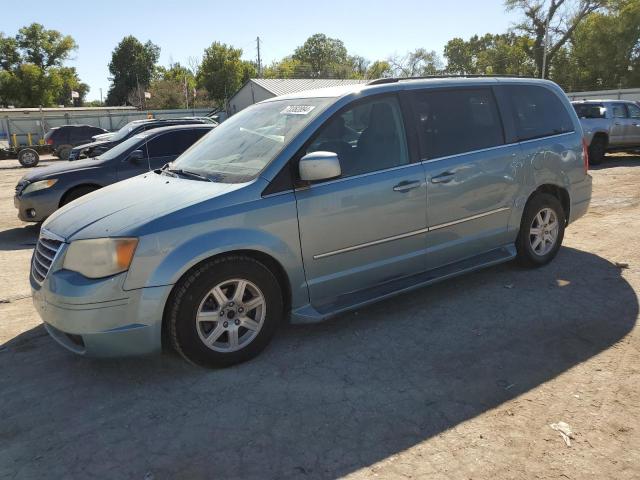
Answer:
[[505, 85, 574, 141], [306, 96, 409, 177], [173, 98, 331, 182], [411, 88, 504, 160]]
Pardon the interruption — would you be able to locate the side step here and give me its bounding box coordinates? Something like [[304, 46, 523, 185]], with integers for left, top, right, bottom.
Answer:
[[291, 245, 516, 324]]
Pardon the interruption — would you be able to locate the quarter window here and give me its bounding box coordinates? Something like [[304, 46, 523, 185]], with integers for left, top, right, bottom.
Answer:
[[306, 96, 409, 178], [410, 88, 504, 160], [504, 85, 574, 141]]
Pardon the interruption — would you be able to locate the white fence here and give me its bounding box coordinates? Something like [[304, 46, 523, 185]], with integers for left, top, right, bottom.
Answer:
[[566, 88, 640, 102], [0, 106, 216, 147]]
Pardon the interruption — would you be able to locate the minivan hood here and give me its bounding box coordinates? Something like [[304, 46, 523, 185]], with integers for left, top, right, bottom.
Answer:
[[43, 172, 246, 241], [22, 158, 106, 182]]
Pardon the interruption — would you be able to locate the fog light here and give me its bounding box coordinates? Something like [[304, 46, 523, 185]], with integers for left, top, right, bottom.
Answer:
[[27, 208, 36, 218]]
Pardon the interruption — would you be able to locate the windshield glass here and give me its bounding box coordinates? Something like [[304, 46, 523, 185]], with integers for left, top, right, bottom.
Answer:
[[573, 103, 605, 119], [172, 98, 332, 182], [111, 121, 143, 141], [99, 134, 144, 161]]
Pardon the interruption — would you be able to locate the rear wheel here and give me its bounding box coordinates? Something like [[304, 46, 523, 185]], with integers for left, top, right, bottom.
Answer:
[[168, 256, 283, 368], [18, 148, 39, 168], [588, 136, 606, 165], [516, 193, 565, 267]]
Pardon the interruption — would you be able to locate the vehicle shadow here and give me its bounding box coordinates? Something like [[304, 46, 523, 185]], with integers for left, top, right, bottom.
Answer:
[[0, 247, 637, 479], [590, 153, 640, 170], [0, 224, 40, 251]]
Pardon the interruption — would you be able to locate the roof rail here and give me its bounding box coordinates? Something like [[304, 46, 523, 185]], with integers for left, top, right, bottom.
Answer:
[[367, 74, 536, 86]]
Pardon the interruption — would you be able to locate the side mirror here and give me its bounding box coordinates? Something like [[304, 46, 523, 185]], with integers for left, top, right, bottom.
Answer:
[[128, 149, 144, 163], [299, 151, 341, 182]]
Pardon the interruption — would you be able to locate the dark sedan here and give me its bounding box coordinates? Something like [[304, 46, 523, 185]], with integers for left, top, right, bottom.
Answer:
[[67, 117, 214, 160], [15, 124, 213, 222]]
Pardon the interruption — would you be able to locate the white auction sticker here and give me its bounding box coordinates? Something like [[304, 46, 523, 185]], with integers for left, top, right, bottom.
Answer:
[[281, 105, 316, 115]]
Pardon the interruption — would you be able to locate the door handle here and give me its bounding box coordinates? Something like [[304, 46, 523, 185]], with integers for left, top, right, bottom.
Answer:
[[614, 122, 621, 126], [393, 180, 422, 192], [430, 171, 455, 184]]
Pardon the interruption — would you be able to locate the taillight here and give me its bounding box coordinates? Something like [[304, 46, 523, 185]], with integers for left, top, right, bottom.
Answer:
[[582, 139, 589, 173], [46, 138, 53, 145]]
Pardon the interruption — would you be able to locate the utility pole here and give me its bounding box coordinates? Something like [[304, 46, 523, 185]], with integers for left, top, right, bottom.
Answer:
[[256, 36, 262, 78], [136, 74, 143, 109], [99, 88, 103, 105], [541, 8, 551, 79], [185, 76, 189, 110]]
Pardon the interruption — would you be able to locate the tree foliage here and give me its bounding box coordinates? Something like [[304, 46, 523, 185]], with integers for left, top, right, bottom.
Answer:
[[388, 49, 443, 77], [0, 23, 86, 107], [106, 36, 160, 106], [291, 34, 350, 78], [196, 42, 255, 105]]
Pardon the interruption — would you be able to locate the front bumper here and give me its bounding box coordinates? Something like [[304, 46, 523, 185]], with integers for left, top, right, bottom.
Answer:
[[15, 188, 61, 222], [31, 260, 173, 357]]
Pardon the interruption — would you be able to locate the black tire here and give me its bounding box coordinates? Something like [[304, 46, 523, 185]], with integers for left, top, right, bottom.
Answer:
[[588, 136, 606, 165], [58, 145, 72, 160], [60, 185, 98, 206], [168, 255, 283, 368], [18, 148, 39, 168], [516, 193, 566, 268]]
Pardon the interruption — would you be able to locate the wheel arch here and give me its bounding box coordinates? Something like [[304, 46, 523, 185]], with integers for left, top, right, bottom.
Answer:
[[59, 183, 103, 207], [529, 184, 570, 225], [160, 248, 292, 349]]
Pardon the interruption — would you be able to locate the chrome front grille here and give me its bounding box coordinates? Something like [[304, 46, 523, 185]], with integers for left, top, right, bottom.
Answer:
[[32, 232, 64, 284]]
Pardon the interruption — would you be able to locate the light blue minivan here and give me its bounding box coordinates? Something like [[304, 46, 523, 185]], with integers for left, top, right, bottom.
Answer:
[[31, 77, 592, 367]]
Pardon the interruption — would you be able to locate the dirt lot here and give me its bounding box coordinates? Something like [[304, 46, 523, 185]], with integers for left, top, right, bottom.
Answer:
[[0, 155, 639, 480]]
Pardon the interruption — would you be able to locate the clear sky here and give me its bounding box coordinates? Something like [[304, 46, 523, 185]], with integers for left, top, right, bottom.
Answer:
[[1, 0, 520, 101]]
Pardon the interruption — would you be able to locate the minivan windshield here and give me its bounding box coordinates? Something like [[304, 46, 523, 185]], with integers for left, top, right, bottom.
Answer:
[[172, 98, 332, 182], [111, 121, 144, 142]]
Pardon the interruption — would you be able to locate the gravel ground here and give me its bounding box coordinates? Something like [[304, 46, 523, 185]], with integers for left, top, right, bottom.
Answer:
[[0, 155, 639, 480]]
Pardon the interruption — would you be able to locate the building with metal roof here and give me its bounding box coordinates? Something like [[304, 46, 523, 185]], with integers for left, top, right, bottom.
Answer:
[[227, 78, 368, 115]]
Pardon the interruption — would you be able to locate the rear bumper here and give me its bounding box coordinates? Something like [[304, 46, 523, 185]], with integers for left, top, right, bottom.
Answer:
[[569, 174, 592, 224], [32, 269, 173, 357]]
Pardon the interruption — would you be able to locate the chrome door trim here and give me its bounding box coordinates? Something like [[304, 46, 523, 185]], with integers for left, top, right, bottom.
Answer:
[[428, 207, 511, 231], [313, 207, 510, 260]]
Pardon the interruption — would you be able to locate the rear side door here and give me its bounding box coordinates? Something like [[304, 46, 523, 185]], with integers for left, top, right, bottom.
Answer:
[[294, 95, 428, 307], [409, 87, 521, 269], [625, 103, 640, 145]]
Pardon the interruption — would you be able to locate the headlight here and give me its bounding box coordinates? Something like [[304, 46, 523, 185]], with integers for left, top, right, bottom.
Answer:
[[63, 238, 138, 279], [23, 179, 57, 194]]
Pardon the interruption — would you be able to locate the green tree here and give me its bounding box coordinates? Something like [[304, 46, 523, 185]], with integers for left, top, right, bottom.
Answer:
[[444, 33, 536, 75], [197, 42, 253, 105], [505, 0, 606, 77], [263, 57, 306, 78], [16, 23, 77, 69], [106, 36, 160, 106], [366, 60, 393, 79], [388, 48, 443, 77], [291, 34, 350, 78]]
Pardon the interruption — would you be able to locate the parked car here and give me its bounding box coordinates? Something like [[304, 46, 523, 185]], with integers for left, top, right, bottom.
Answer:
[[15, 124, 213, 222], [44, 125, 109, 160], [572, 99, 640, 164], [31, 77, 592, 368], [67, 117, 214, 160]]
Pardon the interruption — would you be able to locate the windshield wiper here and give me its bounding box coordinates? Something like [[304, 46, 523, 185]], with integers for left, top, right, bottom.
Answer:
[[165, 168, 213, 182]]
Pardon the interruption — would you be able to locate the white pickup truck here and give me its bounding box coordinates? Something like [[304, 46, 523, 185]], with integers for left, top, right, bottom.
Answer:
[[572, 100, 640, 165]]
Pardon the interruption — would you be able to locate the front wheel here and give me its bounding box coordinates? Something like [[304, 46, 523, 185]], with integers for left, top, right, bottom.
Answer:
[[168, 256, 283, 368], [588, 136, 606, 165], [516, 193, 565, 267]]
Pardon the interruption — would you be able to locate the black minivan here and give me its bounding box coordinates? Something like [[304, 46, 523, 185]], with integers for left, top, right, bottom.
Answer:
[[15, 124, 214, 222]]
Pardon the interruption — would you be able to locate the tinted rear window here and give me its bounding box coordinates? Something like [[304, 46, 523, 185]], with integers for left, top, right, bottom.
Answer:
[[504, 85, 574, 141], [573, 103, 605, 119], [410, 88, 505, 160]]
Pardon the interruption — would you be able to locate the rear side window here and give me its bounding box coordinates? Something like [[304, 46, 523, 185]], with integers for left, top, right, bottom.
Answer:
[[504, 85, 574, 141], [410, 88, 504, 160], [573, 103, 605, 119]]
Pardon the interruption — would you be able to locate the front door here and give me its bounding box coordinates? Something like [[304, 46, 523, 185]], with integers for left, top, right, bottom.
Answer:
[[625, 103, 640, 145], [408, 87, 523, 269], [295, 95, 428, 307], [609, 103, 630, 146]]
